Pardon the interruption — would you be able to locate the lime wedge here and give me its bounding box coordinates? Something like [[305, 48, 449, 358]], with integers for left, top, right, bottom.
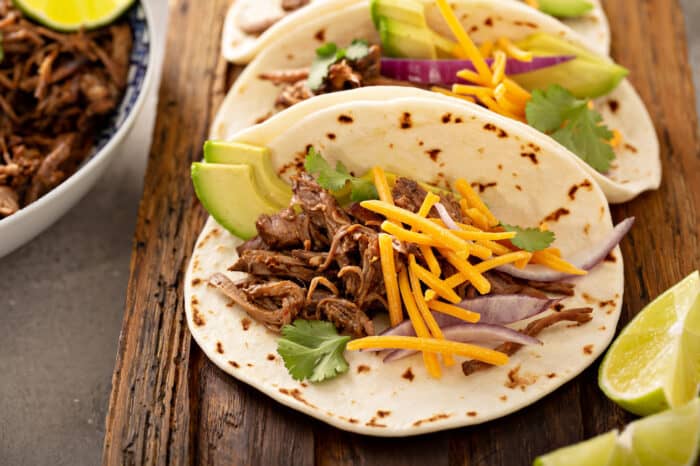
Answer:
[[534, 399, 700, 466], [12, 0, 135, 31], [533, 431, 626, 466], [627, 398, 700, 466], [599, 271, 700, 416]]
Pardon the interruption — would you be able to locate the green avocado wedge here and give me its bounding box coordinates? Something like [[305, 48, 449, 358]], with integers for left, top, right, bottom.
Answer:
[[536, 0, 594, 18], [203, 141, 292, 208], [191, 163, 280, 240], [514, 33, 628, 99]]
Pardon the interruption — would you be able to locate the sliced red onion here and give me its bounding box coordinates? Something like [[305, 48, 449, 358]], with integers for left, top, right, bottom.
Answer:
[[383, 323, 541, 362], [434, 202, 459, 230], [380, 55, 575, 86], [497, 217, 635, 282], [458, 295, 563, 325]]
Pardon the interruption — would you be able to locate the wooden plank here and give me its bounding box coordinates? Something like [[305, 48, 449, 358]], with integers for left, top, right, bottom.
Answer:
[[103, 0, 699, 464]]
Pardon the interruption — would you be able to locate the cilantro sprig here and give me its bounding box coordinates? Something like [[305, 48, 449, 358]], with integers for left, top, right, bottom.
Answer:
[[277, 320, 351, 383], [502, 224, 555, 252], [526, 84, 615, 173], [307, 40, 371, 91], [305, 147, 378, 202]]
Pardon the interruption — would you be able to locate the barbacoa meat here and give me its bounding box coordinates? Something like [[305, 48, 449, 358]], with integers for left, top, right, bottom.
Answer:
[[212, 175, 579, 343], [0, 0, 132, 217]]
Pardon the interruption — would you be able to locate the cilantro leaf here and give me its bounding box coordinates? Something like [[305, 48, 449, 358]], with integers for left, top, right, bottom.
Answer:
[[526, 84, 615, 172], [277, 320, 351, 383], [502, 224, 555, 252], [349, 177, 379, 202], [307, 40, 372, 91], [304, 147, 378, 202]]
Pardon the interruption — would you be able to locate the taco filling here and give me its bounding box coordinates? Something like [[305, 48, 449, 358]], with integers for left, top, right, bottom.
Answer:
[[194, 145, 633, 382], [258, 0, 627, 175]]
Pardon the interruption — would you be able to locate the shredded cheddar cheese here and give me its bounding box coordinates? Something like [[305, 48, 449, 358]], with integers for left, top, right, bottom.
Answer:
[[431, 86, 477, 103], [378, 233, 403, 327], [411, 259, 462, 304], [496, 37, 533, 62], [372, 166, 394, 205], [427, 300, 481, 324], [455, 179, 499, 227], [347, 336, 509, 366], [398, 269, 442, 378], [440, 249, 491, 294], [474, 251, 533, 273], [361, 200, 469, 253], [420, 245, 442, 276], [531, 250, 587, 275], [491, 51, 507, 87], [381, 221, 442, 247], [408, 257, 456, 367], [465, 207, 491, 230]]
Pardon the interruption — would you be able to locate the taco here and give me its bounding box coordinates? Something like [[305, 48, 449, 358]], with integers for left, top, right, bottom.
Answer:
[[212, 0, 658, 204], [221, 0, 610, 64], [187, 88, 632, 436]]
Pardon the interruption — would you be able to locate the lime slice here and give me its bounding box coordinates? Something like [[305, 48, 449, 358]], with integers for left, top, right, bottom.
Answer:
[[12, 0, 135, 31], [626, 398, 700, 466], [599, 271, 700, 416], [534, 399, 700, 466], [533, 431, 628, 466]]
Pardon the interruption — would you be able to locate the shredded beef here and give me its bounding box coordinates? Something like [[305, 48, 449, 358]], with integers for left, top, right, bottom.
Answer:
[[0, 0, 131, 216], [230, 249, 318, 282], [318, 298, 374, 337], [462, 307, 593, 376]]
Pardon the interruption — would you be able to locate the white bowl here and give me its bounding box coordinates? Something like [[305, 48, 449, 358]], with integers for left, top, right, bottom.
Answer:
[[0, 1, 155, 258]]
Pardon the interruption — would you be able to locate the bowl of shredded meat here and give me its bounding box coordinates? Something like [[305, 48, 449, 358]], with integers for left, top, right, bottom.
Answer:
[[0, 0, 153, 258]]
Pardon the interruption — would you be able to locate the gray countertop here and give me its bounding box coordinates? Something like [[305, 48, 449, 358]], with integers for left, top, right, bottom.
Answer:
[[0, 2, 698, 465]]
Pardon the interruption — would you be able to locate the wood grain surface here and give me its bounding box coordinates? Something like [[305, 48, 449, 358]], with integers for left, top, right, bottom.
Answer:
[[102, 0, 700, 464]]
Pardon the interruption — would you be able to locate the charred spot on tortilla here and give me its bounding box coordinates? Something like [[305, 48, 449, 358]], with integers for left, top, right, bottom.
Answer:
[[426, 149, 441, 162], [607, 100, 619, 113], [442, 113, 452, 123], [389, 143, 395, 149], [584, 223, 591, 235], [515, 184, 522, 191], [478, 147, 485, 154], [402, 368, 415, 382], [216, 342, 224, 354], [467, 411, 478, 417], [599, 326, 607, 331], [568, 179, 593, 200], [514, 20, 538, 29], [554, 303, 565, 312], [473, 181, 497, 193], [583, 345, 594, 355], [326, 133, 336, 140], [455, 116, 464, 123], [314, 29, 325, 42], [400, 112, 412, 129], [604, 252, 617, 263], [484, 17, 493, 27], [191, 296, 199, 306], [229, 361, 240, 368], [624, 143, 638, 153], [418, 140, 425, 146], [241, 317, 252, 331], [255, 112, 274, 124], [356, 365, 371, 374], [412, 413, 450, 427], [338, 114, 354, 124], [527, 142, 541, 153], [267, 354, 276, 361], [226, 300, 235, 308], [499, 395, 508, 401], [599, 299, 616, 309], [192, 307, 206, 327], [366, 417, 387, 428], [468, 25, 478, 33], [505, 365, 538, 390], [286, 53, 294, 60], [547, 373, 557, 379], [543, 207, 570, 223], [377, 410, 391, 418], [280, 388, 318, 409], [191, 278, 202, 286], [520, 152, 538, 164], [300, 382, 308, 387]]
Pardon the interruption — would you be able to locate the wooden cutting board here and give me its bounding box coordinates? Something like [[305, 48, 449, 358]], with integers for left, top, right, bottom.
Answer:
[[102, 0, 700, 464]]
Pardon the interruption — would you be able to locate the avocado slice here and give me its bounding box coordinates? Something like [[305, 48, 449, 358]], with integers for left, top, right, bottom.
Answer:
[[203, 141, 292, 208], [370, 0, 427, 29], [513, 33, 628, 99], [191, 163, 280, 239], [536, 0, 593, 18], [378, 16, 437, 59]]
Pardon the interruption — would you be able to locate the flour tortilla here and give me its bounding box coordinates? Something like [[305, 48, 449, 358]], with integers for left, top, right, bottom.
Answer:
[[221, 0, 610, 64], [188, 90, 624, 436], [213, 0, 658, 204]]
